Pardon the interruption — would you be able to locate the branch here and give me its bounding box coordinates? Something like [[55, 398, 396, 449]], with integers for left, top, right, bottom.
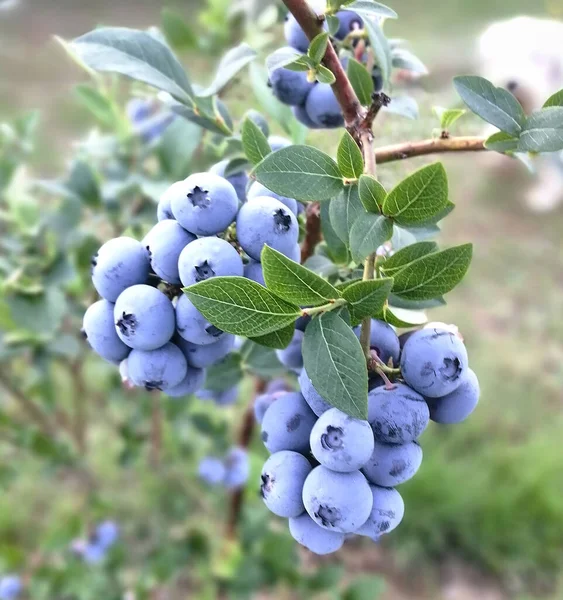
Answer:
[[300, 201, 322, 262], [0, 369, 58, 439], [375, 136, 486, 164], [282, 0, 364, 129], [226, 377, 266, 539]]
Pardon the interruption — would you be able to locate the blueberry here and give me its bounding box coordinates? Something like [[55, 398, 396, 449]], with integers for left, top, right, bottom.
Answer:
[[372, 66, 384, 93], [398, 330, 415, 349], [275, 329, 303, 372], [302, 466, 373, 533], [143, 219, 195, 284], [114, 285, 175, 351], [289, 513, 345, 555], [223, 447, 249, 489], [334, 10, 363, 40], [247, 182, 299, 215], [367, 383, 429, 444], [295, 314, 311, 332], [286, 243, 302, 263], [305, 84, 344, 129], [171, 173, 238, 236], [362, 440, 423, 487], [91, 237, 150, 302], [178, 236, 243, 287], [82, 542, 106, 564], [368, 319, 400, 366], [298, 368, 332, 416], [261, 450, 312, 517], [137, 112, 175, 143], [164, 366, 206, 398], [195, 385, 239, 407], [236, 197, 299, 261], [95, 521, 119, 549], [176, 294, 225, 346], [292, 104, 321, 129], [355, 485, 404, 537], [425, 368, 480, 424], [157, 180, 184, 221], [127, 342, 187, 391], [244, 260, 265, 285], [199, 456, 226, 485], [261, 392, 316, 454], [310, 408, 374, 472], [0, 576, 21, 600], [268, 136, 292, 152], [283, 1, 327, 52], [254, 393, 278, 424], [269, 67, 314, 107], [266, 379, 291, 394], [400, 328, 469, 398], [175, 333, 235, 369], [126, 98, 154, 123], [82, 300, 130, 363], [209, 159, 248, 203]]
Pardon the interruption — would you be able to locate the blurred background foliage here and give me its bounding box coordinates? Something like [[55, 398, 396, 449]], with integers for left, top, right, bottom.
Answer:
[[0, 0, 563, 598]]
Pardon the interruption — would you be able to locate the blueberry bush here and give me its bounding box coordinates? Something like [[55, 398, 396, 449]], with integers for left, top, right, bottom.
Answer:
[[1, 0, 563, 597]]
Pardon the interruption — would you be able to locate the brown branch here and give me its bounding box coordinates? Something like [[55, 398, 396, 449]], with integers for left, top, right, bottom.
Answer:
[[282, 0, 364, 130], [226, 377, 267, 539], [0, 369, 58, 439], [375, 136, 486, 164], [300, 201, 322, 262]]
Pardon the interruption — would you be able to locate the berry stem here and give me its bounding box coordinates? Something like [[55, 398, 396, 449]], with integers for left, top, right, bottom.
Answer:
[[226, 377, 266, 539], [302, 297, 347, 318]]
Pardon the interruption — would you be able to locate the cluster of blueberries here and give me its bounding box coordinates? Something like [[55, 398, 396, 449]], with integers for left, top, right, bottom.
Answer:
[[82, 134, 302, 400], [272, 7, 382, 129], [0, 576, 21, 600], [126, 97, 175, 143], [257, 320, 480, 555], [71, 521, 120, 565]]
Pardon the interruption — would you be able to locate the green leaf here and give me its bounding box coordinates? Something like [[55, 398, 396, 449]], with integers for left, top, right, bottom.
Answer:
[[362, 18, 392, 85], [343, 575, 386, 600], [388, 294, 445, 310], [543, 89, 563, 108], [321, 202, 349, 264], [158, 117, 203, 178], [484, 131, 519, 153], [183, 277, 301, 337], [433, 106, 465, 130], [302, 312, 368, 419], [240, 342, 284, 378], [344, 1, 398, 19], [316, 65, 336, 84], [224, 157, 251, 177], [69, 28, 194, 104], [326, 14, 341, 37], [358, 174, 385, 212], [161, 8, 197, 50], [66, 160, 100, 207], [337, 131, 364, 180], [170, 96, 232, 135], [389, 243, 473, 301], [392, 48, 427, 75], [382, 241, 438, 275], [308, 32, 329, 64], [304, 254, 340, 278], [73, 84, 115, 127], [346, 57, 374, 106], [329, 184, 365, 244], [249, 323, 295, 349], [241, 117, 271, 165], [335, 278, 362, 291], [342, 278, 393, 325], [266, 47, 306, 74], [378, 305, 427, 328], [262, 246, 341, 306], [204, 353, 243, 392], [382, 162, 449, 226], [453, 75, 525, 136], [199, 43, 257, 97], [518, 107, 563, 152], [349, 214, 393, 262], [254, 145, 344, 202], [284, 58, 312, 72]]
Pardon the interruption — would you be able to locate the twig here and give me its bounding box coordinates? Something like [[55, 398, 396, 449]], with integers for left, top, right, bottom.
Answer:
[[375, 136, 486, 164], [226, 377, 266, 539], [300, 201, 322, 263], [0, 369, 58, 439]]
